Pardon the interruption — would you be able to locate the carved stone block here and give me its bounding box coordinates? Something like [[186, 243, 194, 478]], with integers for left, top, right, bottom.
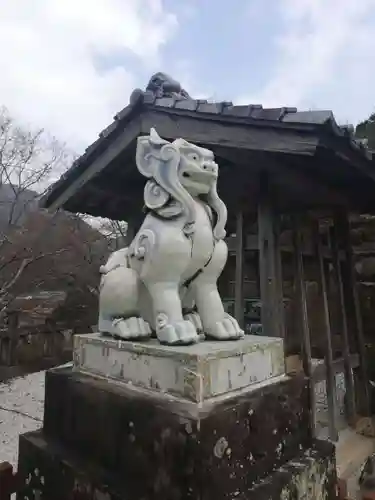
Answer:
[[73, 333, 285, 402]]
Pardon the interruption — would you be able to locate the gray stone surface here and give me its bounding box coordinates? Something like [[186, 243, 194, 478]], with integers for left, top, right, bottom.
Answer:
[[0, 371, 44, 466], [73, 333, 285, 402]]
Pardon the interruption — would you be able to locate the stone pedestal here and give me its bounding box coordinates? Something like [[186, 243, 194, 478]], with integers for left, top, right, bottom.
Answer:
[[16, 334, 337, 500], [73, 333, 285, 402]]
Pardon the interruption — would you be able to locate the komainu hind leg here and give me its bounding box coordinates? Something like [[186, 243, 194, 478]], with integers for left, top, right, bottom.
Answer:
[[192, 240, 244, 340]]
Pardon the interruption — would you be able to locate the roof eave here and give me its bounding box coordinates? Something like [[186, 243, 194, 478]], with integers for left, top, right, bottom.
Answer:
[[40, 113, 142, 211]]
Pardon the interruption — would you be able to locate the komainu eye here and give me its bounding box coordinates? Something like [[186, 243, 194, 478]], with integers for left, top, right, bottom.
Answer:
[[188, 152, 199, 161]]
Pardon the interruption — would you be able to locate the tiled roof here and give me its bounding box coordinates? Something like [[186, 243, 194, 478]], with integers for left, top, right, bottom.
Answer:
[[84, 90, 373, 165], [40, 87, 372, 209]]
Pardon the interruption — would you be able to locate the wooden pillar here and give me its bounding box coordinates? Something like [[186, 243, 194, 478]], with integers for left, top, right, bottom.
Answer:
[[126, 223, 136, 244], [258, 174, 284, 337], [234, 210, 245, 328], [292, 216, 316, 433], [314, 220, 338, 442], [335, 211, 371, 416], [330, 223, 356, 423], [274, 217, 286, 339]]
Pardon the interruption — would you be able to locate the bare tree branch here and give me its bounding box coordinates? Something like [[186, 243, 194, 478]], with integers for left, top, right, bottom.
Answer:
[[0, 108, 75, 312], [0, 249, 67, 298], [0, 107, 127, 329]]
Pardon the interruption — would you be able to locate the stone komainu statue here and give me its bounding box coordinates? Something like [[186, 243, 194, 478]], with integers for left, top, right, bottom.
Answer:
[[98, 129, 244, 345]]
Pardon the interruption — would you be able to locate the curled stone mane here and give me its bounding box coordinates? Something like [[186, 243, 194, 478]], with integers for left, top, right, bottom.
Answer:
[[136, 129, 196, 229], [136, 129, 227, 239]]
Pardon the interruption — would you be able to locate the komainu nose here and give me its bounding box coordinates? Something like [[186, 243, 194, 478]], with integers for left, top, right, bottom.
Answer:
[[202, 162, 218, 174]]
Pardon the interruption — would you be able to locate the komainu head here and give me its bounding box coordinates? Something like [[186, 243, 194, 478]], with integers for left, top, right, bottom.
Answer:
[[136, 129, 227, 240]]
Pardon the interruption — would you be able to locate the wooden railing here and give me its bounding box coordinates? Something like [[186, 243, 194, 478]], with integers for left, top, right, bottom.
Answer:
[[0, 462, 18, 499]]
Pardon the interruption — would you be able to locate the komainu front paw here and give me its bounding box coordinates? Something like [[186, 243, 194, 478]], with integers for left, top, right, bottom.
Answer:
[[183, 312, 203, 333], [112, 317, 151, 340], [184, 312, 205, 341], [205, 314, 244, 340], [156, 314, 199, 345]]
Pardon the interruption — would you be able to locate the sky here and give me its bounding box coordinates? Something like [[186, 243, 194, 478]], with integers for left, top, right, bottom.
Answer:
[[1, 0, 375, 153]]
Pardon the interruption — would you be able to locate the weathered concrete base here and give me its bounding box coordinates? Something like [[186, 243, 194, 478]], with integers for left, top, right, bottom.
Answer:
[[15, 364, 315, 499], [15, 330, 336, 500], [73, 333, 285, 402], [247, 440, 337, 499], [16, 431, 336, 500], [46, 366, 310, 493]]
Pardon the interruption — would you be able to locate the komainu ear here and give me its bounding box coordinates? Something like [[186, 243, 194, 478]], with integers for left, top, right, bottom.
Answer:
[[149, 128, 168, 146], [136, 128, 169, 178]]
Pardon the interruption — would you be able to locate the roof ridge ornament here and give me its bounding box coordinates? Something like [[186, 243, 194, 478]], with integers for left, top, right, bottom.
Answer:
[[129, 72, 191, 105]]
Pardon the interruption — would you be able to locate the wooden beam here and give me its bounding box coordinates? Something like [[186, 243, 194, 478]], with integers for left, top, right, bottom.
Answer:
[[234, 210, 244, 328], [311, 353, 359, 382], [292, 216, 316, 432], [274, 217, 286, 338], [336, 210, 371, 416], [227, 234, 341, 259], [43, 117, 142, 211], [319, 134, 375, 183], [214, 147, 349, 209], [141, 111, 319, 157], [330, 223, 357, 423], [126, 222, 136, 245], [257, 174, 285, 338], [314, 220, 339, 441]]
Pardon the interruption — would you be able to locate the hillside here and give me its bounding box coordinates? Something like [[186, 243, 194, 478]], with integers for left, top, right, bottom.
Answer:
[[0, 184, 113, 330]]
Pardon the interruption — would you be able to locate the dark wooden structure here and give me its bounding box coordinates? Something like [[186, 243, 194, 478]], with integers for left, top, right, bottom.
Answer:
[[40, 88, 375, 438], [10, 79, 371, 498]]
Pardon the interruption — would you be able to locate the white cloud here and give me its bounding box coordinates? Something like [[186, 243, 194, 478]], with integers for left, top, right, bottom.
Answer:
[[239, 0, 375, 125], [168, 58, 214, 100], [0, 0, 178, 151]]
